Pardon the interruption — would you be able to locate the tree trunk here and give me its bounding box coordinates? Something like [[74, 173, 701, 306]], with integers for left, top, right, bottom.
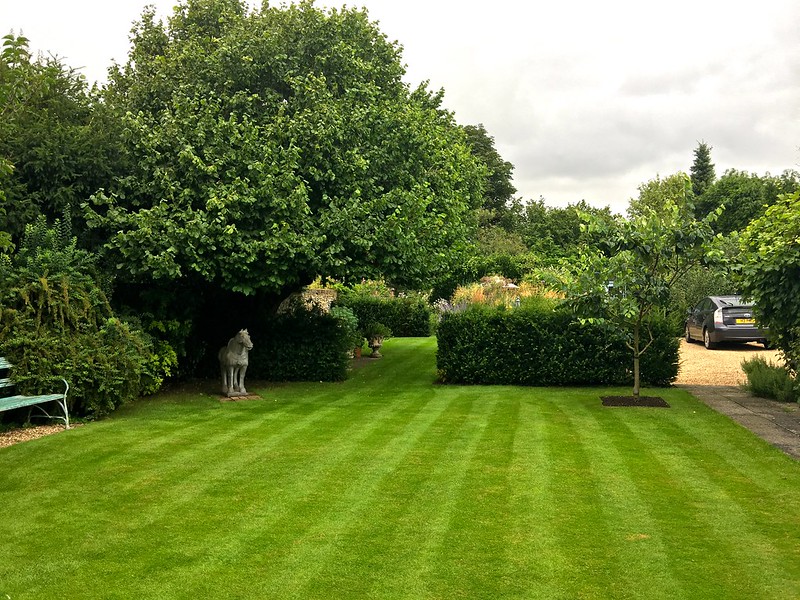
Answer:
[[632, 323, 641, 398]]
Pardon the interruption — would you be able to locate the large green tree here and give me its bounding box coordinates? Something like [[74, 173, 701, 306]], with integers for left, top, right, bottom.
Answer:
[[520, 199, 616, 261], [0, 33, 121, 244], [627, 172, 694, 218], [462, 123, 516, 227], [87, 0, 484, 303], [695, 169, 799, 234], [738, 190, 800, 371]]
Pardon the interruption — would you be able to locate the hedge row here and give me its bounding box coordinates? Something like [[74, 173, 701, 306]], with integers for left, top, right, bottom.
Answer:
[[248, 307, 351, 382], [436, 306, 678, 386], [336, 296, 432, 337]]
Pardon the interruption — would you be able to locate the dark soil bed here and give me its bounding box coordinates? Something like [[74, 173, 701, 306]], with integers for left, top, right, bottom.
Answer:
[[601, 396, 670, 408]]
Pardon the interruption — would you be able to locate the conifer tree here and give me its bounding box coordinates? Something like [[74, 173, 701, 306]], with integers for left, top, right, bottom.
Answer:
[[690, 141, 716, 198]]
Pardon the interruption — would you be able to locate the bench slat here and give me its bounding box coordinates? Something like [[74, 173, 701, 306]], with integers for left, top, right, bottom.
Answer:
[[0, 394, 65, 412], [0, 357, 70, 428]]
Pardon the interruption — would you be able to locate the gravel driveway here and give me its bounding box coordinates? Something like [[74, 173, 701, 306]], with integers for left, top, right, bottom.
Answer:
[[675, 339, 782, 386]]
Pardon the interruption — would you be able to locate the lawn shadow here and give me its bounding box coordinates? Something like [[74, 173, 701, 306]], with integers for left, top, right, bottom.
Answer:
[[601, 395, 671, 408]]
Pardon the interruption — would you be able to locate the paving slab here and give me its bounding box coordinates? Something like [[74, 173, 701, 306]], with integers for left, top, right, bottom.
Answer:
[[678, 384, 800, 460]]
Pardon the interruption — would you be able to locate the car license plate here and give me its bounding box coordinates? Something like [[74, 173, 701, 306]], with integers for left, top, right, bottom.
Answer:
[[736, 318, 756, 324]]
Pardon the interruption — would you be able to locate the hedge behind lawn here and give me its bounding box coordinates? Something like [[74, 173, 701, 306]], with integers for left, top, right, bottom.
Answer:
[[336, 295, 432, 337], [436, 306, 678, 386], [248, 307, 351, 382]]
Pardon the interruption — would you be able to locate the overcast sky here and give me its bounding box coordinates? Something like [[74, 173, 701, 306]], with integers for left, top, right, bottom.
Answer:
[[3, 0, 799, 213]]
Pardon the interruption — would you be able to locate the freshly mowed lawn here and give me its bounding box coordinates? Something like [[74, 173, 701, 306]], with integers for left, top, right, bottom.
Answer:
[[1, 338, 799, 599]]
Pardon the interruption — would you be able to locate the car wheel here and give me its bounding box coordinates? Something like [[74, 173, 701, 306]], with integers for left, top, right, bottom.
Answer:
[[685, 324, 693, 343], [703, 329, 717, 350], [762, 340, 772, 350]]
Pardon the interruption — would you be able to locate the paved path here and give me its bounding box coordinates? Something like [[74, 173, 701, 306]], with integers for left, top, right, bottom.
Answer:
[[679, 385, 800, 460]]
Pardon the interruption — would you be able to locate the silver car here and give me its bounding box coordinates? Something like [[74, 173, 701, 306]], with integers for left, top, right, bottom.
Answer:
[[685, 295, 770, 349]]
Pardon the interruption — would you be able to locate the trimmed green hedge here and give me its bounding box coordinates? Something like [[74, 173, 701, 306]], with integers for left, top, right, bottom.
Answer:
[[436, 306, 678, 386], [336, 296, 432, 337], [248, 306, 351, 382]]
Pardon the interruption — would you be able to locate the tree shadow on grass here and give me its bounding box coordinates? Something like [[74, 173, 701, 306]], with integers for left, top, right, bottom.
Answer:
[[601, 396, 671, 408]]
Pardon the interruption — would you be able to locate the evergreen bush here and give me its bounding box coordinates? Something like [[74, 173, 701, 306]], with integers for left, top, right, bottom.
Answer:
[[337, 295, 432, 337], [0, 217, 174, 419], [3, 318, 163, 417], [741, 356, 798, 403], [248, 305, 350, 382], [436, 304, 678, 387], [329, 305, 362, 351]]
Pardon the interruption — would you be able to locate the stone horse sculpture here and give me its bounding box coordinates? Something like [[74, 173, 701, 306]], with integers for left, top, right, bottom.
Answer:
[[218, 329, 253, 397]]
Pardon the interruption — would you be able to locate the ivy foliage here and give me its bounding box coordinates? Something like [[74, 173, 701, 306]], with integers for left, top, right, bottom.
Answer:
[[87, 0, 484, 297]]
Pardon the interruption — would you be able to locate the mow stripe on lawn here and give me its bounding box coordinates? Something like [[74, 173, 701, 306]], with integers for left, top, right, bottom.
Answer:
[[1, 337, 799, 600]]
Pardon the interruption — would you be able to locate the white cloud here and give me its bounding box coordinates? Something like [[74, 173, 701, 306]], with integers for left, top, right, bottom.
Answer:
[[3, 0, 798, 214]]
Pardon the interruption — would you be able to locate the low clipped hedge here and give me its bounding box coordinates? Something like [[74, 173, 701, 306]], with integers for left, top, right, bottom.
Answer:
[[248, 306, 351, 382], [436, 305, 678, 387], [336, 296, 432, 337]]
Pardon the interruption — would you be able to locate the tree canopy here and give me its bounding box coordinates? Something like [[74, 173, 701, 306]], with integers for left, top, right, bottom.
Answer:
[[738, 190, 800, 370], [694, 169, 799, 234], [627, 172, 694, 219], [87, 0, 485, 298], [0, 33, 120, 244], [462, 123, 515, 225], [558, 179, 719, 398]]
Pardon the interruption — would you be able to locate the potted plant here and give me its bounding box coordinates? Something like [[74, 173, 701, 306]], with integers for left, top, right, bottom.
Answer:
[[364, 322, 392, 358], [353, 327, 365, 358]]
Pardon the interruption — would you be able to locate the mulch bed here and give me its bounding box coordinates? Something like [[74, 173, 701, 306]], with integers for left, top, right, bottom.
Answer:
[[0, 423, 80, 448], [350, 356, 381, 370], [219, 394, 262, 402], [601, 396, 671, 408]]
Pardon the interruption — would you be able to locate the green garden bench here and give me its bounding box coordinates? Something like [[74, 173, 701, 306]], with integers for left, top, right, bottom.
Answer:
[[0, 357, 70, 429]]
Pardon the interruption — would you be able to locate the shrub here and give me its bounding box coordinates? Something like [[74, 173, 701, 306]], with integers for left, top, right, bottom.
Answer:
[[429, 252, 537, 302], [739, 190, 800, 371], [436, 304, 678, 387], [0, 217, 172, 419], [741, 356, 798, 403], [329, 305, 362, 351], [451, 276, 562, 309], [4, 318, 163, 418], [248, 305, 350, 382], [337, 295, 432, 337], [364, 321, 392, 341]]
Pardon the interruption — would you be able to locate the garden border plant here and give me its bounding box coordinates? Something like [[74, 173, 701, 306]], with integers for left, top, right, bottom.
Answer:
[[0, 217, 174, 420]]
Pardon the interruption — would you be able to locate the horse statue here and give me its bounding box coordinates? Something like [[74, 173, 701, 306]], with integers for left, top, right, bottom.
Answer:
[[218, 329, 254, 397]]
